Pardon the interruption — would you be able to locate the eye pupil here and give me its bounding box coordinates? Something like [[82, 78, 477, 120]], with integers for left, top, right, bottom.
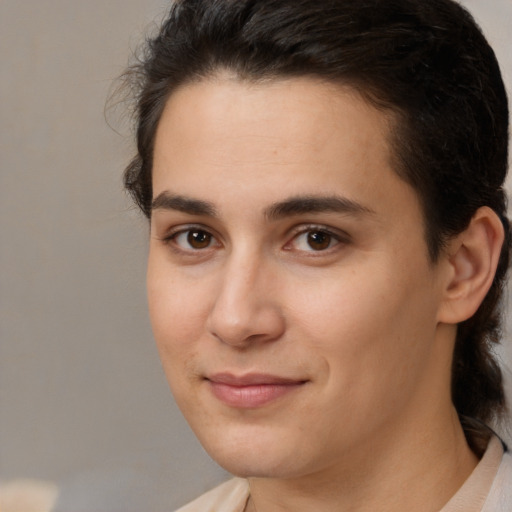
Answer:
[[187, 230, 211, 249], [307, 231, 331, 250]]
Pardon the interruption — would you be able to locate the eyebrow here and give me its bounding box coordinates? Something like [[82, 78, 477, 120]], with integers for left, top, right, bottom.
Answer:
[[151, 192, 374, 219], [264, 195, 375, 220], [151, 192, 217, 217]]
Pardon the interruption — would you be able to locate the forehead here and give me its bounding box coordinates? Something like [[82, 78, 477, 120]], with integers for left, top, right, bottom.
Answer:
[[157, 75, 394, 142], [152, 76, 423, 231]]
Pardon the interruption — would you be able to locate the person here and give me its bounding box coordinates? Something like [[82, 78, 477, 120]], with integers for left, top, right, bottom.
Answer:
[[121, 0, 512, 510]]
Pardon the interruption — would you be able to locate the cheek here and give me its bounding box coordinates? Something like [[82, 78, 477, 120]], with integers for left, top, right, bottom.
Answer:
[[289, 268, 395, 343], [291, 263, 438, 383], [147, 271, 206, 406], [147, 259, 209, 360]]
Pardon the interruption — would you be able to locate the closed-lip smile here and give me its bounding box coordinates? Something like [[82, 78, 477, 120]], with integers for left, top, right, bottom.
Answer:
[[206, 373, 307, 408]]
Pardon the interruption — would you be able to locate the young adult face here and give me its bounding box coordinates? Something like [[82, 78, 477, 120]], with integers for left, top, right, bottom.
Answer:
[[147, 76, 457, 480]]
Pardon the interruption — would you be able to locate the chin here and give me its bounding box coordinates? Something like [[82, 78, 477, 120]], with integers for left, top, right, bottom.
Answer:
[[193, 423, 314, 479], [212, 450, 300, 479]]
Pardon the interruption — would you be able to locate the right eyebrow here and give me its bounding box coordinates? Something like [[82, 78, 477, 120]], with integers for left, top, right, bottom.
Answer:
[[151, 192, 217, 217]]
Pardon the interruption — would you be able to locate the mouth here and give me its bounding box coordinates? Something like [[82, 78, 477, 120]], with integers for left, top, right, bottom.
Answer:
[[205, 373, 307, 409]]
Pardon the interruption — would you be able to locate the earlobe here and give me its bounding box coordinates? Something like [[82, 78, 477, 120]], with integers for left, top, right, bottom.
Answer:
[[437, 206, 504, 325]]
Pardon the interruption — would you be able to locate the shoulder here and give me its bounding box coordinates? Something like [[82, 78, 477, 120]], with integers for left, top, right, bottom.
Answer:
[[482, 447, 512, 512], [174, 478, 249, 512]]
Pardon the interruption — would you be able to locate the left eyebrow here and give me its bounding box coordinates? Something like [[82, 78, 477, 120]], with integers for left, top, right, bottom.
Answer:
[[264, 195, 375, 221]]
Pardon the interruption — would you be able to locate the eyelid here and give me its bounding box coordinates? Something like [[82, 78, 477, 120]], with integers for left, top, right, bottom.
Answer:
[[159, 224, 222, 250], [284, 223, 351, 251], [156, 221, 350, 254]]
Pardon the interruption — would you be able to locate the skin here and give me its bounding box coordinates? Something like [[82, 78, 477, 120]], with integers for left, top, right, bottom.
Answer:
[[147, 76, 501, 511]]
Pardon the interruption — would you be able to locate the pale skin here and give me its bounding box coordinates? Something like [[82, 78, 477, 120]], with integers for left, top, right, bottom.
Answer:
[[147, 76, 504, 512]]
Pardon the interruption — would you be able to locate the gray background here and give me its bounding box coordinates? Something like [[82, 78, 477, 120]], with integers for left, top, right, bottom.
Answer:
[[0, 1, 511, 510]]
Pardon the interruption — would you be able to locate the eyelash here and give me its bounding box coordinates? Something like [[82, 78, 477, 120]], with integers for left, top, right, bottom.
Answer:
[[161, 225, 220, 252], [160, 224, 349, 254], [285, 225, 347, 253]]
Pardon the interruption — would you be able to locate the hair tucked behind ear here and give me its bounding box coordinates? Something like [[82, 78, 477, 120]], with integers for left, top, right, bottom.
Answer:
[[452, 213, 511, 435]]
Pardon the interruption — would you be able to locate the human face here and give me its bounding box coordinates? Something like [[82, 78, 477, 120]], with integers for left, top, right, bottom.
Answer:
[[148, 77, 452, 479]]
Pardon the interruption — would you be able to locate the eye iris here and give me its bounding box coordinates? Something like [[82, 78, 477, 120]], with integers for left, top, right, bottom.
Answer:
[[187, 230, 211, 249], [307, 231, 331, 250]]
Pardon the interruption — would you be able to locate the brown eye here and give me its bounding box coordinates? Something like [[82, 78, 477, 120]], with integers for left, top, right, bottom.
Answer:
[[187, 230, 212, 249], [307, 231, 332, 250], [287, 228, 342, 253]]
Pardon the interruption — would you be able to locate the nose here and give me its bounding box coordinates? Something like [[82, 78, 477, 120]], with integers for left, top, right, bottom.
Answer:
[[206, 254, 286, 348]]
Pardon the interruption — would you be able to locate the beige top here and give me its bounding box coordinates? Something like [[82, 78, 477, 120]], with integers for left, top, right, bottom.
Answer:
[[175, 436, 512, 512]]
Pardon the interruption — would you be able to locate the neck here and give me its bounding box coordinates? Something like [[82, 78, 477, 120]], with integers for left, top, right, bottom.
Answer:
[[246, 407, 478, 512]]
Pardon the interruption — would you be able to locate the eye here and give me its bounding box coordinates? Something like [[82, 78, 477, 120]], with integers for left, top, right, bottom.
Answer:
[[289, 228, 342, 252], [169, 228, 217, 250]]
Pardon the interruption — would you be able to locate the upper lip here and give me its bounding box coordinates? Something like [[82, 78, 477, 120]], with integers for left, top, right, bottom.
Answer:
[[206, 372, 306, 386]]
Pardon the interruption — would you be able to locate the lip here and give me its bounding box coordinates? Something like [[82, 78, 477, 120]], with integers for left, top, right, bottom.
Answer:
[[206, 373, 307, 408]]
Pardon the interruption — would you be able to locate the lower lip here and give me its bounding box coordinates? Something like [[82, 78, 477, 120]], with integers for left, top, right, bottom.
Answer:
[[208, 381, 305, 408]]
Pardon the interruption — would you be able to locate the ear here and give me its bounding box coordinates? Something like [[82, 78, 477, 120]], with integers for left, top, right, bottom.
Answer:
[[437, 206, 504, 325]]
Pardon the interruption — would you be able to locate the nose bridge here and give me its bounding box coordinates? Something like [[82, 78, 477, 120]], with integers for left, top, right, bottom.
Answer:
[[207, 245, 284, 346]]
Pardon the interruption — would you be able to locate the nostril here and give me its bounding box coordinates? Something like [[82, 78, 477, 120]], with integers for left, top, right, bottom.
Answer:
[[207, 302, 286, 348], [205, 261, 286, 346]]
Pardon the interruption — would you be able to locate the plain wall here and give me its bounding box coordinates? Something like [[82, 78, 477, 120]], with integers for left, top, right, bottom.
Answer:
[[0, 1, 511, 510]]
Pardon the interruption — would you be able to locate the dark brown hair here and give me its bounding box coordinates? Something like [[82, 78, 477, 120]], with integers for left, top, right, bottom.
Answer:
[[122, 0, 510, 430]]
